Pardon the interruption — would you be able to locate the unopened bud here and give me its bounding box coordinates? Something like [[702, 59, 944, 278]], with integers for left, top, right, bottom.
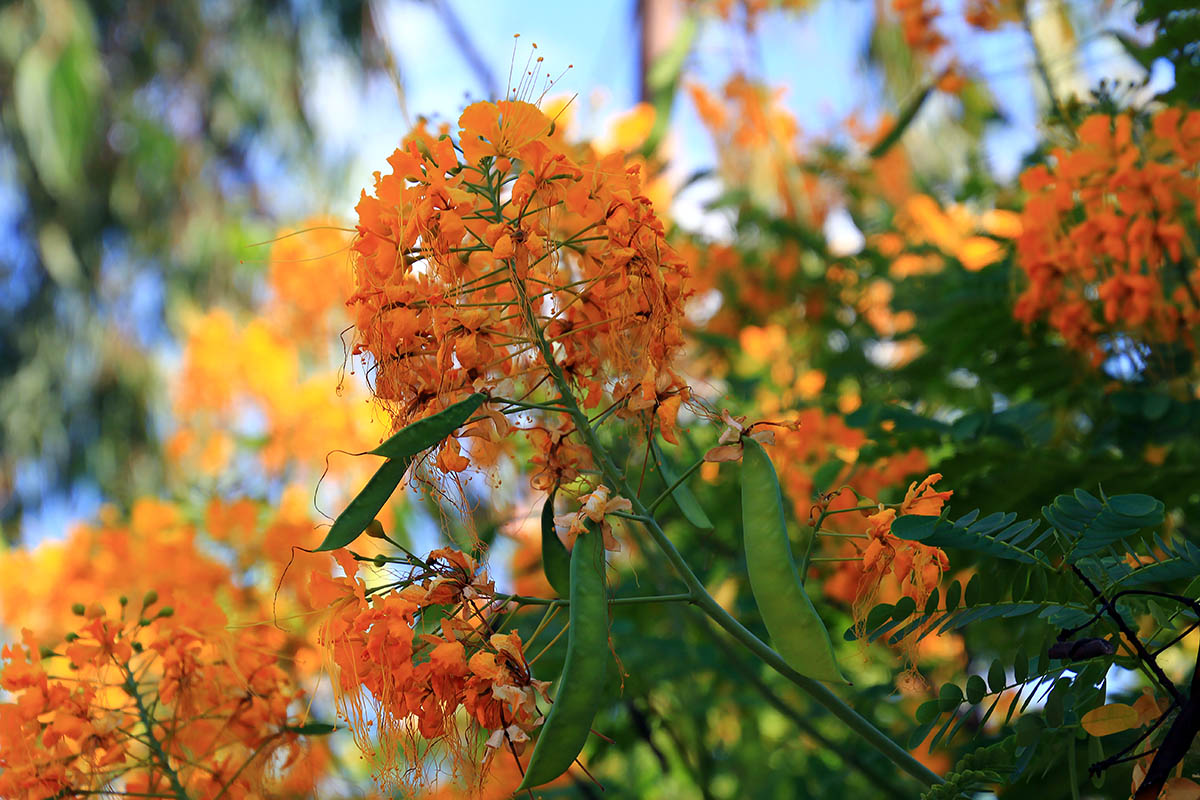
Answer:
[[71, 603, 86, 616], [118, 595, 128, 606], [373, 554, 388, 567], [365, 519, 387, 539], [142, 590, 158, 608], [157, 607, 174, 619]]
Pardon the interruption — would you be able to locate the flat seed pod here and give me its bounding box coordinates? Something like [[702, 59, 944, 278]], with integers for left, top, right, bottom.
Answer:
[[740, 437, 848, 684], [519, 521, 609, 789], [541, 488, 570, 596]]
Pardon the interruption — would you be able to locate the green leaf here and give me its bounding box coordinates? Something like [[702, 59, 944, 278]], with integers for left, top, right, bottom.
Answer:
[[964, 574, 981, 607], [945, 580, 962, 613], [284, 721, 338, 735], [652, 442, 713, 531], [1013, 648, 1029, 684], [315, 457, 411, 552], [741, 438, 847, 683], [1143, 392, 1171, 420], [1043, 491, 1164, 562], [641, 15, 698, 156], [369, 393, 488, 459], [14, 36, 101, 199], [868, 82, 934, 158], [988, 659, 1007, 693], [938, 682, 963, 712], [892, 510, 1049, 565], [314, 393, 489, 553], [966, 674, 987, 705], [916, 699, 941, 724]]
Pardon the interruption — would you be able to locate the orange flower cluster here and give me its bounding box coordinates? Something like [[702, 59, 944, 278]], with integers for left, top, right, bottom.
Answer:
[[170, 306, 384, 478], [1, 602, 312, 799], [348, 100, 691, 478], [1014, 110, 1200, 363], [0, 499, 233, 642], [311, 548, 544, 791]]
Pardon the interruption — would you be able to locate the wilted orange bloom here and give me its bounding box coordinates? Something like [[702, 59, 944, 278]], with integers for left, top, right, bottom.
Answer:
[[554, 484, 632, 551]]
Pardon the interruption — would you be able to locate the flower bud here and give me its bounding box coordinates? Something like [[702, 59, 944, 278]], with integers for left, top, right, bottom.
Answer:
[[142, 590, 158, 608], [71, 603, 86, 616]]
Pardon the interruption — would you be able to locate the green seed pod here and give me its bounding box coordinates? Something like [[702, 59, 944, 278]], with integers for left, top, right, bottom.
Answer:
[[518, 520, 609, 790], [741, 437, 847, 684], [541, 488, 570, 597]]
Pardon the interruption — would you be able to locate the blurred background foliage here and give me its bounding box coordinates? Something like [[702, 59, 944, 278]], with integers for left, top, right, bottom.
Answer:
[[0, 0, 372, 540]]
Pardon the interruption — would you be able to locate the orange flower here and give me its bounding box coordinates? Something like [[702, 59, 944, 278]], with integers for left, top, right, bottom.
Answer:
[[459, 100, 554, 165]]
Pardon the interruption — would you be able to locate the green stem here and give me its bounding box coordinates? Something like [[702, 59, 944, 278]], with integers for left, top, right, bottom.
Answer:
[[511, 278, 944, 788], [122, 668, 191, 800], [494, 397, 570, 414]]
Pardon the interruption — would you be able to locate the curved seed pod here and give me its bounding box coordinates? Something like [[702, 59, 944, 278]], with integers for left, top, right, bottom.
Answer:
[[741, 437, 848, 684], [519, 521, 609, 789], [541, 488, 571, 596], [315, 393, 488, 552]]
